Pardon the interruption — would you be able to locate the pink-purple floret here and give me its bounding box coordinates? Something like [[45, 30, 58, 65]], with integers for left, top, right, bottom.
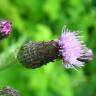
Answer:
[[58, 26, 93, 69], [0, 20, 12, 35]]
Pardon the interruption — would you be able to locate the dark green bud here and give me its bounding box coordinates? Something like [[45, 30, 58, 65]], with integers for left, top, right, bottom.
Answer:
[[17, 40, 59, 69]]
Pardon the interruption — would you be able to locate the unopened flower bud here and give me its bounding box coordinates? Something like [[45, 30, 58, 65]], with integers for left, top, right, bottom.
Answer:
[[0, 86, 20, 96]]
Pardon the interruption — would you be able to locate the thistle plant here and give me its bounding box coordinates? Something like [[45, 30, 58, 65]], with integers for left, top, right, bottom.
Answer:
[[0, 20, 12, 40], [17, 26, 93, 69]]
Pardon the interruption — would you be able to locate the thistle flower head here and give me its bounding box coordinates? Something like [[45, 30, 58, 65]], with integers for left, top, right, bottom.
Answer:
[[0, 20, 12, 40], [58, 26, 93, 69]]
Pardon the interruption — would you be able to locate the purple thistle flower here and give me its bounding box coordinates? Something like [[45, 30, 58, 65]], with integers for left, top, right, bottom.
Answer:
[[0, 20, 12, 40], [58, 26, 93, 69]]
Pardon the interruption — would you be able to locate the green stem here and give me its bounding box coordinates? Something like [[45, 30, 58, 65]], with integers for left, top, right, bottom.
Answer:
[[0, 36, 26, 70]]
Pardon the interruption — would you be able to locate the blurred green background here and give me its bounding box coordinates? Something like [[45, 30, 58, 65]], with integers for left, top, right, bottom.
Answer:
[[0, 0, 96, 96]]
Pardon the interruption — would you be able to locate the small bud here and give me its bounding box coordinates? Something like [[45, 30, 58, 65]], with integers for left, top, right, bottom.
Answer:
[[0, 86, 20, 96], [17, 40, 59, 69], [0, 20, 12, 40]]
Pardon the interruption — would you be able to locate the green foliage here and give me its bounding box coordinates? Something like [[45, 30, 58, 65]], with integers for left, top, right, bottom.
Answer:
[[0, 0, 96, 96]]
